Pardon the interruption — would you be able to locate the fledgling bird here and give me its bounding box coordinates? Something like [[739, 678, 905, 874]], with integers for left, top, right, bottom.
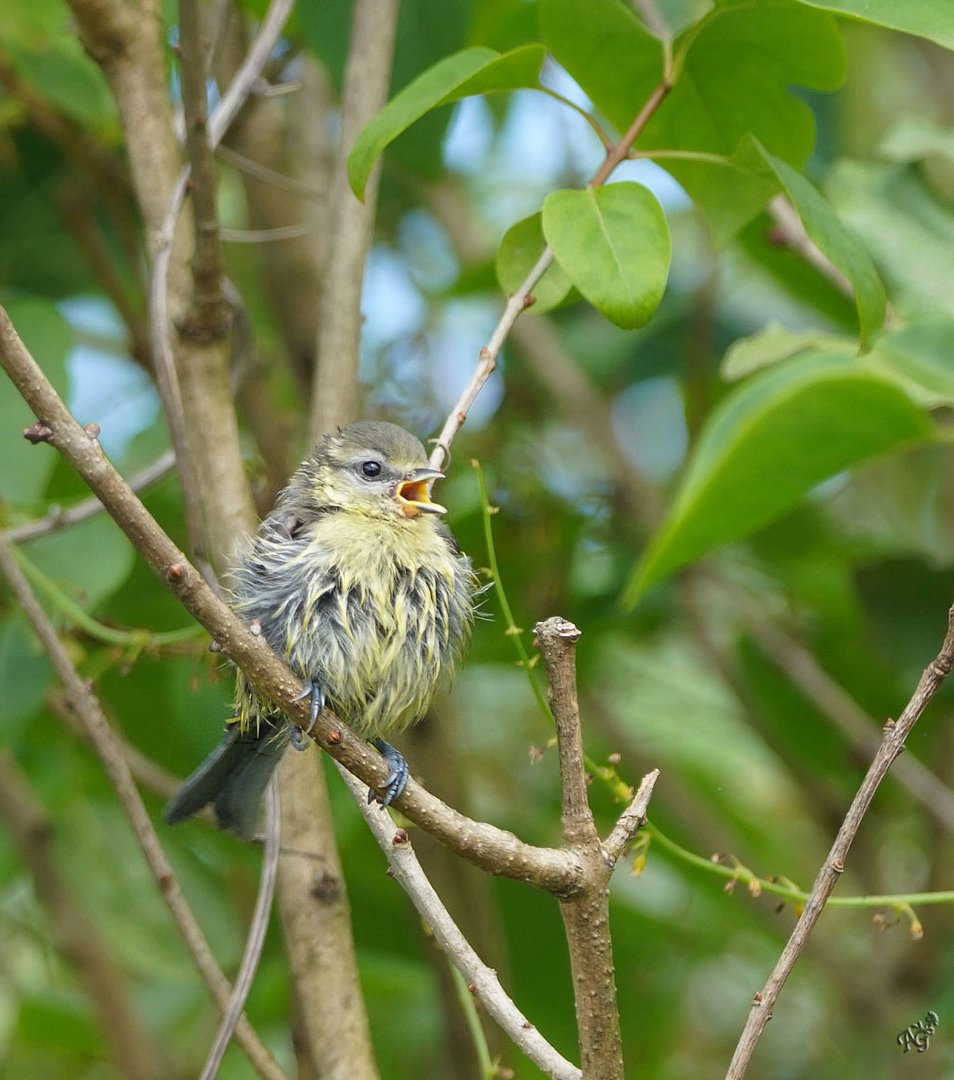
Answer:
[[164, 421, 476, 838]]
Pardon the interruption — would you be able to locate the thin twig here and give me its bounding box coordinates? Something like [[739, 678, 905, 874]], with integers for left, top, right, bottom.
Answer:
[[215, 143, 322, 198], [767, 195, 852, 298], [1, 450, 176, 544], [603, 770, 660, 864], [336, 763, 583, 1080], [0, 540, 286, 1080], [201, 783, 281, 1080], [726, 599, 954, 1078], [221, 223, 316, 242], [148, 0, 294, 570], [428, 77, 672, 471]]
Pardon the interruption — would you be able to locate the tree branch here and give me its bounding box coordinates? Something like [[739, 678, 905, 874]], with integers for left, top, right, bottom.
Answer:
[[726, 598, 954, 1078], [0, 540, 286, 1080], [535, 618, 637, 1080], [336, 763, 582, 1080], [308, 0, 399, 441], [1, 449, 176, 544], [428, 77, 672, 471]]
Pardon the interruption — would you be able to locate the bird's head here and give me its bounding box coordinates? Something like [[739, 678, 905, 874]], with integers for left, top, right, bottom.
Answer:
[[309, 421, 446, 522]]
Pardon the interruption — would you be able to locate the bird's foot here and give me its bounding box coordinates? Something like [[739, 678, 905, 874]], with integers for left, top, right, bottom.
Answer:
[[289, 681, 325, 751], [369, 739, 409, 807]]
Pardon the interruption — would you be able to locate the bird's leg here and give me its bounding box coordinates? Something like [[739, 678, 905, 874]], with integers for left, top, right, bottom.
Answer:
[[289, 681, 325, 751], [368, 738, 409, 807]]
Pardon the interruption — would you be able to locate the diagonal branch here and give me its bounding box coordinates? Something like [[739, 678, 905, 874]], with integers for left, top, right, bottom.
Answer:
[[0, 540, 286, 1080], [428, 77, 672, 471], [726, 599, 954, 1078], [336, 762, 583, 1080]]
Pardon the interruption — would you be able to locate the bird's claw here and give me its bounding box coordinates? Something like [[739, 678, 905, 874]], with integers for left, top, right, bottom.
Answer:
[[289, 681, 325, 751], [369, 738, 409, 807]]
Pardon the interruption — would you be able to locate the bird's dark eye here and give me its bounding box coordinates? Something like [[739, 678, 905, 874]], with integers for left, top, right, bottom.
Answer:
[[361, 460, 383, 478]]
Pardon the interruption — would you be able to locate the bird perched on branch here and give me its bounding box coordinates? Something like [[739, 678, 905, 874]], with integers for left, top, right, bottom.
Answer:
[[164, 420, 476, 838]]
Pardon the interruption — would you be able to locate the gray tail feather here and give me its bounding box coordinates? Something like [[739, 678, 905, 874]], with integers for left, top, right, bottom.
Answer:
[[163, 723, 287, 840]]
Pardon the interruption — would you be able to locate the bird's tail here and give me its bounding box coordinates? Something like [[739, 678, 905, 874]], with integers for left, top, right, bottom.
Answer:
[[163, 721, 286, 840]]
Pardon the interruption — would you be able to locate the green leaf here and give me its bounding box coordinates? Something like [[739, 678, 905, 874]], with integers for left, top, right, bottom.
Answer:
[[722, 322, 856, 380], [623, 351, 932, 606], [0, 297, 72, 506], [347, 44, 546, 199], [539, 0, 663, 131], [869, 316, 954, 406], [541, 0, 846, 239], [496, 213, 573, 312], [739, 137, 887, 344], [878, 115, 954, 165], [541, 183, 671, 329], [8, 42, 116, 132], [797, 0, 954, 51], [28, 514, 135, 612], [825, 159, 954, 320]]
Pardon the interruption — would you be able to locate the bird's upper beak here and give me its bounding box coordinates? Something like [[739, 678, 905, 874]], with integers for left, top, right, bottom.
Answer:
[[396, 468, 446, 517]]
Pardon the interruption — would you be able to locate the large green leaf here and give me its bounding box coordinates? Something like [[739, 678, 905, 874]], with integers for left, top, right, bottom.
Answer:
[[623, 351, 932, 606], [541, 0, 846, 239], [738, 137, 887, 345], [348, 44, 546, 199], [495, 212, 573, 312], [0, 297, 72, 506], [797, 0, 954, 50], [541, 183, 671, 329]]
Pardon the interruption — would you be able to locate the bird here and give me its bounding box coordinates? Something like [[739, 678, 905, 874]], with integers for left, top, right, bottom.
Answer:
[[163, 420, 476, 838]]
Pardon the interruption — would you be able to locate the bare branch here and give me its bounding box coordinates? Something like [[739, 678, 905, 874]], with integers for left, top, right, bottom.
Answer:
[[428, 77, 673, 470], [535, 618, 625, 1080], [603, 770, 660, 865], [336, 763, 583, 1080], [726, 599, 954, 1078], [2, 450, 175, 544], [201, 784, 281, 1080], [0, 540, 286, 1080], [178, 0, 229, 339], [275, 748, 379, 1080]]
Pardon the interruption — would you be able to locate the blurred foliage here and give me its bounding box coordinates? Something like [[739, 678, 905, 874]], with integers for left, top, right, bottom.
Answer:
[[2, 1, 954, 1079]]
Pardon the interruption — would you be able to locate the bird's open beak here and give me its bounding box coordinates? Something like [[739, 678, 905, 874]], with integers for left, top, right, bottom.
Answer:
[[396, 468, 446, 517]]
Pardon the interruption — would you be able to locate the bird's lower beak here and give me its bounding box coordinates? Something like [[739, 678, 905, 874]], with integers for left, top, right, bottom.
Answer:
[[396, 468, 446, 516]]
